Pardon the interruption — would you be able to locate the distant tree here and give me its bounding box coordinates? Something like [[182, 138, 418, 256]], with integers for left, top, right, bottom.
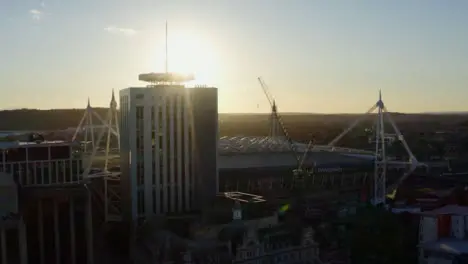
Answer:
[[342, 206, 418, 264]]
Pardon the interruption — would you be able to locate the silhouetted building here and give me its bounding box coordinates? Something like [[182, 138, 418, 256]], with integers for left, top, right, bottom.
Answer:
[[119, 84, 218, 222]]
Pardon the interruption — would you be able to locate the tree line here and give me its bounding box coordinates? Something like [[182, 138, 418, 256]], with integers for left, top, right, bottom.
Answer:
[[1, 109, 468, 150]]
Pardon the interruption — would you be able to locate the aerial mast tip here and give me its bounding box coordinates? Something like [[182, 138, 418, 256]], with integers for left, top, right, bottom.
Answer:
[[165, 21, 168, 73]]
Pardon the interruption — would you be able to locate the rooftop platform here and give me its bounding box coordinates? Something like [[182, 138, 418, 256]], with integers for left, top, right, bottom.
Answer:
[[139, 72, 195, 83]]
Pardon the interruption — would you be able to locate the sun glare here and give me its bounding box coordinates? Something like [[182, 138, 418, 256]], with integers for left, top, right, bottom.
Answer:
[[167, 31, 218, 86]]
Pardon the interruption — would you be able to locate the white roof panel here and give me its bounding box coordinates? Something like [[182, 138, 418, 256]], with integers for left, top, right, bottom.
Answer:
[[218, 136, 374, 157]]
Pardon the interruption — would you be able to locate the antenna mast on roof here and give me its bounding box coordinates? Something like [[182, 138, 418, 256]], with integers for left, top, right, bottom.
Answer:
[[165, 21, 168, 73], [138, 21, 194, 84]]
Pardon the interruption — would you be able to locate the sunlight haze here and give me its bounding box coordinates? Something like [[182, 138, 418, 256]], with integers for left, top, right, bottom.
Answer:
[[0, 0, 467, 113]]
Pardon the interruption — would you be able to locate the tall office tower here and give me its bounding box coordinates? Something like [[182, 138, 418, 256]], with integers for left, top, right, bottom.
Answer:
[[119, 73, 218, 222]]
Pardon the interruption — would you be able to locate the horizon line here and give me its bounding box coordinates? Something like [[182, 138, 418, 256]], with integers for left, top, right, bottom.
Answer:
[[1, 108, 467, 115]]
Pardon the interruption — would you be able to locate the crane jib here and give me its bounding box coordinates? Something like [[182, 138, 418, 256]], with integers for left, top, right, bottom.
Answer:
[[257, 76, 306, 172]]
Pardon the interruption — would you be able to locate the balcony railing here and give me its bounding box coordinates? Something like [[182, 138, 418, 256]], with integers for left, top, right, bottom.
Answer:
[[1, 159, 83, 186]]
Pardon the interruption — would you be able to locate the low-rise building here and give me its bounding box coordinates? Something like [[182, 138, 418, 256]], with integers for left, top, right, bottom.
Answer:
[[133, 192, 321, 264], [418, 205, 468, 263]]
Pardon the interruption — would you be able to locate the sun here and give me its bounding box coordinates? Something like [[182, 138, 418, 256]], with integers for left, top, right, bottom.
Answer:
[[167, 31, 218, 85]]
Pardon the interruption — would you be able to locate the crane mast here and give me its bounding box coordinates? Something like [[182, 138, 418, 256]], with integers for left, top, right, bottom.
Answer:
[[257, 77, 311, 183]]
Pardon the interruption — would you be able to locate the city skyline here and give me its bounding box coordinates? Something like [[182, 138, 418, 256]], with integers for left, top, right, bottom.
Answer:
[[1, 0, 467, 113]]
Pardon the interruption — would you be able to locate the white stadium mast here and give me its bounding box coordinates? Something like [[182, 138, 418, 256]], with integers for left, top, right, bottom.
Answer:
[[103, 90, 120, 171], [328, 91, 422, 206], [73, 92, 120, 175], [72, 98, 96, 153]]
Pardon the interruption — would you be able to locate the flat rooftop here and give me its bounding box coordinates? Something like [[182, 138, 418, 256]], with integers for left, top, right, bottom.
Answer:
[[420, 238, 468, 255], [0, 140, 76, 149], [420, 205, 468, 216]]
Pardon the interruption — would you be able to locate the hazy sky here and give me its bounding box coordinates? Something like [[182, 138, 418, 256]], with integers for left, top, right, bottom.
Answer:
[[1, 0, 467, 113]]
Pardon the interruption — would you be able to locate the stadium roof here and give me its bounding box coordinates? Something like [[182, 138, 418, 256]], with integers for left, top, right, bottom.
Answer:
[[218, 136, 374, 157]]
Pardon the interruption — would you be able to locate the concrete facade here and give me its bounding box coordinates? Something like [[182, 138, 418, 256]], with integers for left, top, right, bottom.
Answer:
[[119, 85, 218, 222]]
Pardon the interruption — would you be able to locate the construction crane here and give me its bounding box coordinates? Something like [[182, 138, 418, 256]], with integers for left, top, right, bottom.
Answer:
[[257, 77, 312, 183]]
